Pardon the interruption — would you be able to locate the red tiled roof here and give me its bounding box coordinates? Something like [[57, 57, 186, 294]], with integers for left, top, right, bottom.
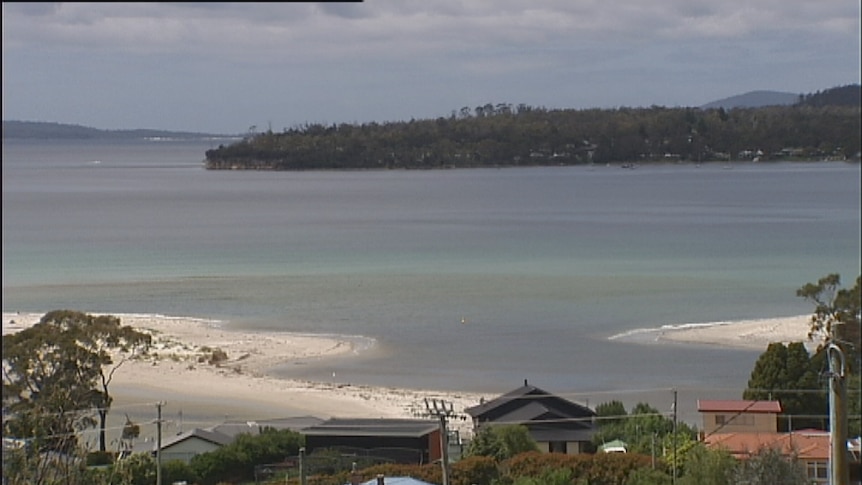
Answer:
[[704, 431, 829, 461], [697, 399, 782, 413]]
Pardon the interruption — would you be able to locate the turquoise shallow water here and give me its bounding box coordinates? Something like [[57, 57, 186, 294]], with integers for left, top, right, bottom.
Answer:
[[3, 138, 860, 420]]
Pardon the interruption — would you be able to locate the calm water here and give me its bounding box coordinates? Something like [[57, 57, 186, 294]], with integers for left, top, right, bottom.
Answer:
[[3, 138, 860, 419]]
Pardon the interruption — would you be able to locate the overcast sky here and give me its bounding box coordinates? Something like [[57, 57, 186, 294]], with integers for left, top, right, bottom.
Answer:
[[2, 2, 860, 134]]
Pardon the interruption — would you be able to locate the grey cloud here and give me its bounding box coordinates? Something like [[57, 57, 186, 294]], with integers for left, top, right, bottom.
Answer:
[[316, 3, 371, 20], [2, 1, 857, 133], [3, 2, 61, 16]]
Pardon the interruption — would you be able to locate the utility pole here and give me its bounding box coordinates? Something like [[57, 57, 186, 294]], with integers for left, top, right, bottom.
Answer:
[[156, 401, 165, 485], [651, 432, 656, 470], [299, 447, 307, 485], [424, 398, 455, 485], [671, 389, 677, 485], [827, 343, 849, 485]]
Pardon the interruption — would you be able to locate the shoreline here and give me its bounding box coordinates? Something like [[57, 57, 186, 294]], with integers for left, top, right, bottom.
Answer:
[[1, 312, 491, 442], [609, 314, 819, 351], [2, 311, 817, 445]]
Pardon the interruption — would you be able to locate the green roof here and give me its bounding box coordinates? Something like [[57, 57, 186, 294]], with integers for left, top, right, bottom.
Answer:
[[599, 439, 628, 451]]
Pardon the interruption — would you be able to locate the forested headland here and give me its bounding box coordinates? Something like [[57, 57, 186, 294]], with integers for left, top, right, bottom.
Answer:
[[1, 120, 235, 141], [206, 85, 861, 170]]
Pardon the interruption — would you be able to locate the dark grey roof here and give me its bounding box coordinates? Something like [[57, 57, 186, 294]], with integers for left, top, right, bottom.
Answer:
[[465, 384, 540, 416], [303, 418, 439, 438], [465, 383, 595, 420], [494, 401, 550, 423]]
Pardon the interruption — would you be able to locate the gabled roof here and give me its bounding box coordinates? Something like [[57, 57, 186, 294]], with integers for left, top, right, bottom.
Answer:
[[697, 400, 782, 414], [303, 418, 439, 438], [163, 428, 233, 449], [704, 431, 829, 461], [464, 382, 595, 425], [135, 428, 233, 453]]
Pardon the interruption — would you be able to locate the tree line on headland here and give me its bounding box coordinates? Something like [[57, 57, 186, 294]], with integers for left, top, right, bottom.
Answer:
[[205, 84, 861, 171], [1, 121, 233, 141]]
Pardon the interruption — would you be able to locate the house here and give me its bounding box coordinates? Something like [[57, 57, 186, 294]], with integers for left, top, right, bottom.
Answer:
[[132, 427, 232, 463], [697, 399, 782, 434], [704, 430, 835, 484], [127, 416, 322, 463], [464, 380, 597, 454], [302, 418, 442, 465]]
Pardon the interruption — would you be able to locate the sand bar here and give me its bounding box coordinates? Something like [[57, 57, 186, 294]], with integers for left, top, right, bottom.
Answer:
[[610, 314, 819, 351], [2, 312, 490, 442]]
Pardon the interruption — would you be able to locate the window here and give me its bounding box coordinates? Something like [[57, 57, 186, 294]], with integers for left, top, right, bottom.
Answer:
[[715, 414, 755, 427], [548, 441, 567, 454], [806, 461, 828, 481]]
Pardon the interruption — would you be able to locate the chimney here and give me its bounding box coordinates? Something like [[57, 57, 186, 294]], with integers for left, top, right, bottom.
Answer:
[[524, 379, 528, 386], [376, 474, 385, 485]]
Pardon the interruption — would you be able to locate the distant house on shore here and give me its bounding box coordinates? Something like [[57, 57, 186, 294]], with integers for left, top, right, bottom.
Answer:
[[697, 399, 782, 434], [464, 380, 597, 454]]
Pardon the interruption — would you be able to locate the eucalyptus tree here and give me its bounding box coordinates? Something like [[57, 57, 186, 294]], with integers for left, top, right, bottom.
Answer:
[[2, 310, 151, 454], [797, 273, 861, 436], [797, 273, 861, 371]]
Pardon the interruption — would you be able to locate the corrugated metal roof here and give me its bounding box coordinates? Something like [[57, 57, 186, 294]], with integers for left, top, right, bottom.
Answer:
[[697, 399, 782, 413], [303, 418, 439, 438]]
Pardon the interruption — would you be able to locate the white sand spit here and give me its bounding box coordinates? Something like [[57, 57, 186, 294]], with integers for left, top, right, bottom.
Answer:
[[2, 312, 488, 438]]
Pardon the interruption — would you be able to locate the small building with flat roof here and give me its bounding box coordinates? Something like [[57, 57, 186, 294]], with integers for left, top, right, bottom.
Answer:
[[303, 418, 441, 465]]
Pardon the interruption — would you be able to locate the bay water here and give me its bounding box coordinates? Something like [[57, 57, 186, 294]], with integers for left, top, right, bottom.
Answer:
[[3, 138, 860, 421]]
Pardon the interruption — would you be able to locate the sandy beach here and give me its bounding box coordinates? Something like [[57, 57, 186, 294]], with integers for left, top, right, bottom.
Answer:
[[2, 311, 816, 447], [2, 312, 490, 445], [654, 315, 819, 351], [608, 314, 819, 351]]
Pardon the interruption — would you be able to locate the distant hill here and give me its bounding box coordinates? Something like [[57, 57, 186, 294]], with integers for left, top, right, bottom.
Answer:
[[700, 84, 862, 110], [1, 120, 238, 140], [700, 90, 799, 109], [797, 84, 861, 107]]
